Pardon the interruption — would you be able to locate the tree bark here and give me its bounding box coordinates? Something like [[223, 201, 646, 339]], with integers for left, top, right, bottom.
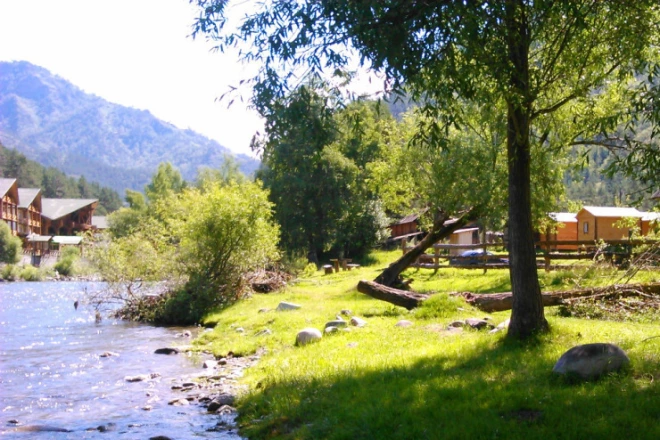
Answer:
[[374, 209, 477, 287], [504, 1, 549, 339], [357, 280, 430, 310], [462, 283, 660, 313]]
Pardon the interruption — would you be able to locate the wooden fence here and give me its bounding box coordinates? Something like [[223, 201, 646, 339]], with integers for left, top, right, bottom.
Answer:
[[403, 238, 659, 272]]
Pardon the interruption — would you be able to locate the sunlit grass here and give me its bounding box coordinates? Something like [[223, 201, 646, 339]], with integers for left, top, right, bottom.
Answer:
[[197, 250, 660, 439]]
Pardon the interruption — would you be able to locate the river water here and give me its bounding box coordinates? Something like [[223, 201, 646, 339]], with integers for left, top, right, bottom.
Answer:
[[0, 281, 241, 439]]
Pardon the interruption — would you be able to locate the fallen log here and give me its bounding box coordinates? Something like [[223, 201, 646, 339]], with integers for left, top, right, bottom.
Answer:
[[460, 282, 660, 313], [357, 280, 430, 310]]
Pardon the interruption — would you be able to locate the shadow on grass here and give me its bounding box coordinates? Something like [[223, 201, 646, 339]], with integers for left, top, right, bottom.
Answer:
[[237, 337, 660, 440]]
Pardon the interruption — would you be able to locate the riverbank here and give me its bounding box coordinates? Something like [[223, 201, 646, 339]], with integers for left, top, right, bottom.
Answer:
[[195, 250, 660, 439]]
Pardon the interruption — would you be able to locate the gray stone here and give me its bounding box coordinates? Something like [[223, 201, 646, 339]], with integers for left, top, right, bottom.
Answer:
[[203, 360, 218, 369], [448, 320, 465, 328], [154, 348, 179, 355], [325, 326, 339, 334], [395, 320, 413, 328], [324, 319, 347, 329], [255, 328, 272, 336], [553, 343, 630, 380], [350, 317, 367, 327], [99, 351, 119, 358], [276, 301, 301, 311], [258, 308, 271, 313], [125, 374, 149, 382], [168, 398, 190, 406], [340, 309, 353, 316], [489, 318, 510, 334], [465, 318, 493, 330], [296, 328, 322, 346], [235, 327, 245, 333], [207, 394, 236, 411]]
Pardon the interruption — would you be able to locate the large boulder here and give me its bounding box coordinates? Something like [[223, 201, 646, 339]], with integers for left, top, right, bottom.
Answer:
[[296, 328, 322, 346], [553, 343, 630, 380]]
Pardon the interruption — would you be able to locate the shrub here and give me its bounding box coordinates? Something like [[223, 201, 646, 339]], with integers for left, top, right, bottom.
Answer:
[[0, 222, 22, 264], [1, 264, 20, 281], [20, 265, 43, 281], [54, 246, 81, 276]]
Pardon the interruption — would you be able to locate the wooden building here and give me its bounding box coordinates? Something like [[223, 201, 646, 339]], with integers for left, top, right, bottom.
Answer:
[[389, 213, 423, 240], [41, 198, 98, 236], [641, 212, 660, 236], [576, 206, 644, 242], [538, 212, 578, 250], [448, 227, 480, 255], [17, 188, 42, 236], [0, 178, 19, 235]]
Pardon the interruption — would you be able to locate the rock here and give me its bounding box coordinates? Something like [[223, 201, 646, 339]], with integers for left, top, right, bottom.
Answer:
[[8, 420, 19, 425], [395, 320, 413, 328], [448, 320, 465, 328], [203, 360, 218, 369], [207, 394, 236, 412], [296, 328, 322, 346], [125, 375, 149, 383], [235, 327, 245, 333], [183, 330, 192, 337], [325, 326, 339, 334], [553, 343, 630, 380], [216, 405, 236, 415], [350, 317, 367, 327], [168, 398, 190, 406], [154, 348, 179, 355], [258, 308, 271, 313], [99, 351, 119, 358], [149, 436, 173, 440], [276, 301, 301, 311], [347, 342, 358, 348], [255, 328, 272, 336], [324, 319, 347, 329], [489, 318, 510, 334], [465, 318, 493, 330], [340, 309, 353, 316], [142, 405, 153, 411]]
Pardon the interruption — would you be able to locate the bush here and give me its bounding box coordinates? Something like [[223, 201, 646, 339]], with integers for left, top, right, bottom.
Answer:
[[0, 222, 22, 264], [1, 264, 20, 281], [20, 265, 43, 281], [54, 246, 81, 276]]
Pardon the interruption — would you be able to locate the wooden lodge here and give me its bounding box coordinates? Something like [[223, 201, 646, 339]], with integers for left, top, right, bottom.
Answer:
[[41, 198, 98, 236], [17, 188, 42, 236], [538, 212, 579, 251], [0, 178, 19, 236]]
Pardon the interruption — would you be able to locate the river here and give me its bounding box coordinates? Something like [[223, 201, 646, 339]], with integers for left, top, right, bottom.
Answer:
[[0, 281, 242, 439]]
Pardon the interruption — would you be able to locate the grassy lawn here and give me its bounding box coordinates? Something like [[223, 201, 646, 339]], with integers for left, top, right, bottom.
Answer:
[[196, 250, 660, 439]]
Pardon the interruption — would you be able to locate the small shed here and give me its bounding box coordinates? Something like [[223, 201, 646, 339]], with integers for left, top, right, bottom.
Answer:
[[641, 212, 660, 236], [448, 227, 479, 255], [389, 212, 422, 240], [539, 212, 578, 250], [576, 206, 644, 242]]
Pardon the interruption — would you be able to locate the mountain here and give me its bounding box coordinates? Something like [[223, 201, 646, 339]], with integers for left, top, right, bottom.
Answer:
[[0, 61, 260, 195]]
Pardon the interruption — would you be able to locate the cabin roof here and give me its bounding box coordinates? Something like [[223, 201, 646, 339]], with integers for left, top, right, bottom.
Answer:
[[17, 188, 41, 208], [0, 178, 17, 198], [52, 236, 83, 245], [579, 206, 644, 218], [453, 227, 479, 234], [549, 212, 577, 223], [641, 212, 660, 221], [92, 216, 108, 229], [41, 198, 98, 220]]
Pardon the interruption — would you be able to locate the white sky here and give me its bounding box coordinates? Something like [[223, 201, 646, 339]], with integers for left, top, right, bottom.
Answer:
[[0, 0, 262, 157]]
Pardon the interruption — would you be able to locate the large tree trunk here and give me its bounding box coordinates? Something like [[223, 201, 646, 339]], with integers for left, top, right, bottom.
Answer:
[[375, 209, 477, 287], [462, 283, 660, 312], [357, 280, 430, 310], [505, 1, 549, 338]]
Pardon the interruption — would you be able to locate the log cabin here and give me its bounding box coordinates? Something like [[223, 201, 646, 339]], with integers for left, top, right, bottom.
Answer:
[[538, 212, 578, 251], [41, 198, 98, 236], [0, 178, 19, 235], [17, 188, 42, 236], [576, 206, 645, 242]]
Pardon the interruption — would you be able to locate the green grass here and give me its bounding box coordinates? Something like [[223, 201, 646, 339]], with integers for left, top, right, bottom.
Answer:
[[196, 250, 660, 440]]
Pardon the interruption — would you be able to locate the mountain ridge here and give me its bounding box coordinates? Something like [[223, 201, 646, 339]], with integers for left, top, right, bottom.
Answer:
[[0, 60, 260, 195]]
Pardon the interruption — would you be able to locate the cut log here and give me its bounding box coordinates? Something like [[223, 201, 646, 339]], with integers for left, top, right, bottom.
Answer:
[[357, 280, 430, 310], [461, 282, 660, 313]]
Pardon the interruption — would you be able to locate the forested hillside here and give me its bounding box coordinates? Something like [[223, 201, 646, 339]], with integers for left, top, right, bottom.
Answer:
[[0, 143, 122, 215], [0, 61, 260, 195]]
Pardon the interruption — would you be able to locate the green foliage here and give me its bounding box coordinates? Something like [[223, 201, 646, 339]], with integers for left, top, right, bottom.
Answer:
[[0, 222, 22, 264], [54, 246, 81, 277], [1, 264, 20, 281], [19, 264, 43, 281]]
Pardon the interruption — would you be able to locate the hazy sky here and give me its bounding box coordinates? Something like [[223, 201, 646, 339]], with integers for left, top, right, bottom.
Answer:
[[0, 0, 262, 157]]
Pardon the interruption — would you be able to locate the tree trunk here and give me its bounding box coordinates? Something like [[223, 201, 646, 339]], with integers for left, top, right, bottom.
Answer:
[[462, 282, 660, 312], [375, 209, 477, 287], [357, 280, 430, 310], [505, 1, 549, 339]]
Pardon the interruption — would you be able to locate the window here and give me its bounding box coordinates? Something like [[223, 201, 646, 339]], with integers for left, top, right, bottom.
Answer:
[[583, 221, 589, 233]]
